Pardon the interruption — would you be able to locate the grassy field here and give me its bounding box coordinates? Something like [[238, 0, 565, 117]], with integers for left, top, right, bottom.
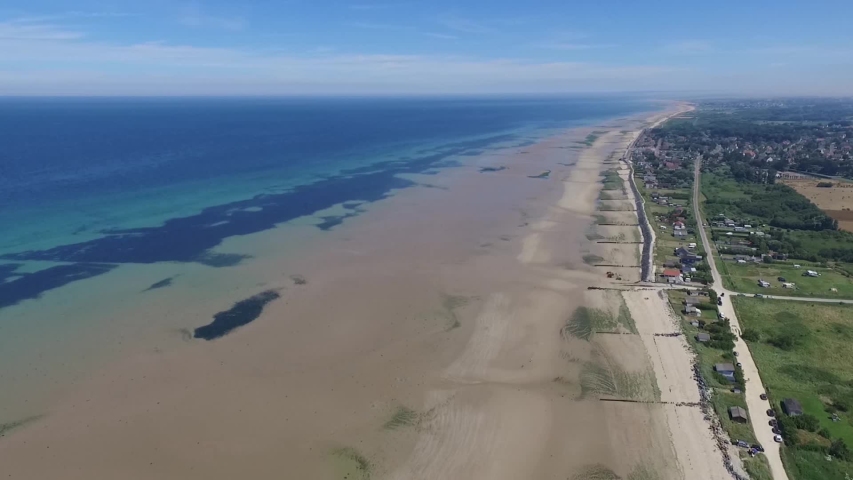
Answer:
[[717, 260, 853, 299], [733, 297, 853, 479]]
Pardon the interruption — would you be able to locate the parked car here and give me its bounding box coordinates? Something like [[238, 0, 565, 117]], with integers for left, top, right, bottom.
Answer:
[[772, 427, 782, 435], [733, 351, 739, 357], [736, 440, 749, 448], [751, 444, 764, 453], [769, 419, 778, 427], [774, 434, 783, 443], [778, 277, 786, 282], [737, 362, 743, 368], [760, 393, 767, 400], [767, 409, 776, 417]]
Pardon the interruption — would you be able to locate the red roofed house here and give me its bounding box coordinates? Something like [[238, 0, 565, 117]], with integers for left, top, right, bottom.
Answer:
[[662, 269, 683, 284]]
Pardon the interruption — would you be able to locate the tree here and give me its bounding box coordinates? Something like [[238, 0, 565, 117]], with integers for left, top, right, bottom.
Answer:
[[830, 439, 852, 461], [740, 329, 761, 342]]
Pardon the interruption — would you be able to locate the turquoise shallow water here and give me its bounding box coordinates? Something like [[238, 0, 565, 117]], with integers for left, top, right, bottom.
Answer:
[[0, 97, 658, 420], [0, 96, 656, 308]]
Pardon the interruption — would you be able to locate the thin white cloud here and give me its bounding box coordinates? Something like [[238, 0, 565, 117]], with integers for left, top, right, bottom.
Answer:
[[437, 15, 493, 34], [424, 32, 458, 40], [179, 5, 246, 32], [0, 29, 681, 94], [348, 3, 410, 10], [346, 21, 411, 31], [0, 17, 84, 40], [537, 42, 617, 50], [663, 40, 715, 54]]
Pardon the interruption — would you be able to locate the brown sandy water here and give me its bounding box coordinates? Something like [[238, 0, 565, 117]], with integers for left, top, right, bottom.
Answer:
[[0, 110, 686, 479]]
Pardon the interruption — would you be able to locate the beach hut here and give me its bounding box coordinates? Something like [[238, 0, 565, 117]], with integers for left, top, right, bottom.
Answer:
[[728, 406, 749, 423]]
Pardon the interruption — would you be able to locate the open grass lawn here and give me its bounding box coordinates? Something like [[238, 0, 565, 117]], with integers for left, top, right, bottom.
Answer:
[[719, 260, 853, 299], [733, 297, 853, 479]]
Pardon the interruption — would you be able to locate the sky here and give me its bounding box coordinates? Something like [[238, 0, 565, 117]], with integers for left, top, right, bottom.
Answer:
[[2, 0, 853, 96]]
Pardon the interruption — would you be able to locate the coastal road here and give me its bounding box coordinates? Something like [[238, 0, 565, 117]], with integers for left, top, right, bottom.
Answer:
[[739, 294, 853, 304], [692, 160, 791, 480]]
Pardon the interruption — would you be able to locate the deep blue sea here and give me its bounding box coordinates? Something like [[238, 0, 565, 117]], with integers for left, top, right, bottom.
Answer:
[[0, 96, 657, 309]]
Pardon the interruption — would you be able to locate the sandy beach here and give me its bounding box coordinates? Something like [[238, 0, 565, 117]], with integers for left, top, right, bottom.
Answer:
[[0, 103, 727, 480]]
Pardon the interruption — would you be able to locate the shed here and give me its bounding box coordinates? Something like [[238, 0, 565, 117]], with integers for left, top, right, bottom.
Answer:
[[715, 363, 736, 374], [695, 333, 711, 343], [684, 305, 701, 316], [684, 297, 701, 305], [782, 398, 803, 417], [728, 406, 749, 423]]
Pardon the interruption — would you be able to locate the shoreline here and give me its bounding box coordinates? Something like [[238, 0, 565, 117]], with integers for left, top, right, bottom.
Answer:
[[1, 105, 694, 480], [617, 104, 739, 479]]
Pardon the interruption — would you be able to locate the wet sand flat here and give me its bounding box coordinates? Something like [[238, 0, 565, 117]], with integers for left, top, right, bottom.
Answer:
[[0, 109, 695, 479]]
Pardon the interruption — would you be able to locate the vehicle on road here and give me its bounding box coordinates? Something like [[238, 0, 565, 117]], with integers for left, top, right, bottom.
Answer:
[[755, 294, 764, 298]]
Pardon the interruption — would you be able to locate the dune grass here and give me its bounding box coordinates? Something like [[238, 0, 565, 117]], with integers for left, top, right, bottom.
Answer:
[[583, 254, 605, 265], [0, 415, 41, 438], [330, 447, 371, 480], [383, 406, 419, 430]]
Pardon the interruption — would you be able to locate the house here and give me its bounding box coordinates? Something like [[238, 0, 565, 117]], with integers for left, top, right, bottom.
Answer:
[[684, 305, 701, 316], [695, 333, 711, 343], [758, 279, 770, 288], [724, 219, 736, 227], [662, 269, 683, 284], [782, 398, 803, 417], [673, 221, 685, 230], [662, 269, 681, 278], [728, 406, 749, 424], [715, 363, 736, 382]]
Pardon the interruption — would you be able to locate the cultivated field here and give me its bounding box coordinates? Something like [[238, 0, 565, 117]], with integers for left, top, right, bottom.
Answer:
[[781, 178, 853, 232]]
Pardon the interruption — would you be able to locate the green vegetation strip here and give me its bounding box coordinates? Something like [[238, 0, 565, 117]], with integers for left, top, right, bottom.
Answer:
[[733, 297, 853, 480]]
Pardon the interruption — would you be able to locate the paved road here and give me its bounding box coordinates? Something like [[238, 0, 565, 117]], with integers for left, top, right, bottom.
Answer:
[[742, 294, 853, 304], [692, 160, 791, 480]]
